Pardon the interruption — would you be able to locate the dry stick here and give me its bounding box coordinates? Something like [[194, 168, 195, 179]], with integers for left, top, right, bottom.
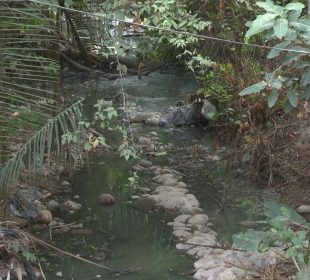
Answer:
[[20, 230, 112, 271]]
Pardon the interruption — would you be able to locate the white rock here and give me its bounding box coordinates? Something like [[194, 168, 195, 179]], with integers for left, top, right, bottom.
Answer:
[[174, 214, 191, 223], [187, 214, 209, 227], [173, 229, 192, 239], [297, 205, 310, 213], [186, 236, 217, 247], [194, 268, 237, 280], [176, 243, 194, 251], [64, 200, 82, 211]]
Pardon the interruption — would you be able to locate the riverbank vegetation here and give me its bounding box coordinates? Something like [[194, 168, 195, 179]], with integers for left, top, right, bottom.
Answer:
[[2, 0, 310, 279]]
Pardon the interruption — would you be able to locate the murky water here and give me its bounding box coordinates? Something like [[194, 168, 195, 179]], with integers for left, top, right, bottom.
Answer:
[[44, 67, 267, 279]]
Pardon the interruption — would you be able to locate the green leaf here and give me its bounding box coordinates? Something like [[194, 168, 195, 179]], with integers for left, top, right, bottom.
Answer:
[[267, 91, 279, 108], [303, 86, 310, 100], [256, 1, 283, 14], [246, 14, 276, 37], [291, 19, 310, 32], [270, 79, 282, 89], [232, 230, 274, 251], [267, 41, 290, 59], [281, 52, 302, 66], [281, 205, 305, 225], [287, 10, 303, 22], [239, 81, 267, 96], [273, 18, 288, 39], [287, 91, 298, 107], [284, 2, 305, 11], [301, 68, 310, 86], [295, 266, 310, 280]]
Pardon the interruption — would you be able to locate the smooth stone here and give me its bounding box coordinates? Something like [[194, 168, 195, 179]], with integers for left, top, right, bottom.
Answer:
[[186, 236, 217, 247], [61, 180, 70, 187], [172, 229, 192, 239], [139, 187, 151, 193], [176, 243, 194, 251], [148, 131, 157, 137], [37, 210, 52, 225], [154, 173, 175, 183], [187, 246, 209, 257], [64, 200, 82, 211], [194, 258, 224, 270], [297, 205, 310, 213], [194, 267, 238, 280], [175, 182, 187, 188], [167, 221, 185, 227], [133, 196, 156, 211], [99, 193, 116, 205], [174, 214, 191, 223], [47, 200, 60, 212], [138, 136, 152, 145], [187, 214, 209, 227], [139, 159, 153, 167], [145, 144, 155, 152]]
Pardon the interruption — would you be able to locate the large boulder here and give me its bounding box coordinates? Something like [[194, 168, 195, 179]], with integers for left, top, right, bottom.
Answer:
[[159, 105, 201, 126]]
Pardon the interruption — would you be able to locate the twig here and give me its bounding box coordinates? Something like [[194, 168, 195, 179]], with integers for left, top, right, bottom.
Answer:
[[18, 229, 112, 271]]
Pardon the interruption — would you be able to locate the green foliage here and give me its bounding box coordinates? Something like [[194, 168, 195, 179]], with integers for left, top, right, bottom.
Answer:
[[241, 1, 310, 110], [233, 200, 310, 277], [198, 68, 236, 123], [137, 0, 212, 72]]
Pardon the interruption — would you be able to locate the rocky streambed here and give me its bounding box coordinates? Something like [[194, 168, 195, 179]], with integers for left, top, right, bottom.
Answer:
[[131, 133, 279, 280]]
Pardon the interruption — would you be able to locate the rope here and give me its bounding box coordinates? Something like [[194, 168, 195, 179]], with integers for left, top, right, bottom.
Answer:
[[26, 0, 310, 55]]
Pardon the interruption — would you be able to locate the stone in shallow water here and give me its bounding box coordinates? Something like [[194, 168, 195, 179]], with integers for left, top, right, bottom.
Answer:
[[176, 243, 194, 251], [63, 200, 82, 211], [194, 268, 238, 280], [187, 214, 209, 227], [186, 236, 217, 247], [133, 196, 156, 211], [172, 229, 192, 239], [174, 214, 191, 223]]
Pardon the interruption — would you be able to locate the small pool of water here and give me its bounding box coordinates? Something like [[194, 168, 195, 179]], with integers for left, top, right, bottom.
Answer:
[[44, 156, 191, 279]]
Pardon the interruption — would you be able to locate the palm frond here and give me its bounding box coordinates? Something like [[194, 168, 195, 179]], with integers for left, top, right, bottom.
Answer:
[[0, 100, 84, 195], [0, 0, 86, 197]]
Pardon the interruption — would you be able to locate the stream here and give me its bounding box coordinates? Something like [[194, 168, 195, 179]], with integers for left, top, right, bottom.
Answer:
[[42, 67, 272, 279]]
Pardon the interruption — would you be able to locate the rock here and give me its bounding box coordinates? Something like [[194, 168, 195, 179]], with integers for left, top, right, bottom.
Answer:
[[64, 200, 82, 211], [37, 210, 52, 224], [187, 214, 209, 227], [61, 180, 70, 187], [174, 214, 191, 223], [175, 182, 187, 188], [159, 105, 201, 126], [201, 99, 217, 121], [297, 205, 310, 213], [167, 221, 186, 227], [133, 196, 156, 211], [99, 194, 116, 206], [186, 235, 217, 247], [194, 268, 237, 280], [138, 136, 152, 145], [154, 173, 178, 186], [139, 159, 153, 167], [176, 243, 194, 251], [148, 131, 157, 137], [145, 144, 155, 152], [47, 200, 60, 212], [173, 229, 192, 239]]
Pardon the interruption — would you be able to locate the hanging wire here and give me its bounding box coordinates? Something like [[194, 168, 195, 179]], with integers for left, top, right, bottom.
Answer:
[[28, 0, 310, 55]]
